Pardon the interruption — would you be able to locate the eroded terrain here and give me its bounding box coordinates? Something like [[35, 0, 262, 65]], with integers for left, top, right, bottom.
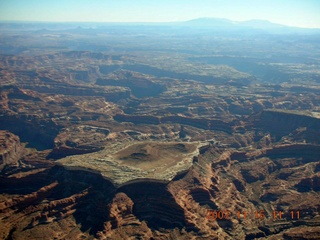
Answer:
[[0, 22, 320, 239]]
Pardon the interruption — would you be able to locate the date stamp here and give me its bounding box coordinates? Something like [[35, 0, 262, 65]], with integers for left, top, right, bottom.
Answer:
[[206, 209, 301, 220]]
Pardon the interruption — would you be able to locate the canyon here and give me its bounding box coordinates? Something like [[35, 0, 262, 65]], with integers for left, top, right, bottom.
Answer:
[[0, 21, 320, 239]]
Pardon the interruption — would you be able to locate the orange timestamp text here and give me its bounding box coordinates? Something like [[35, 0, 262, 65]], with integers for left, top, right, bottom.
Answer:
[[206, 209, 301, 220]]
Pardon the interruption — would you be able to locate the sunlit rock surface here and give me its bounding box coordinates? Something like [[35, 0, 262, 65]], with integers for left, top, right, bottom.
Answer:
[[0, 130, 26, 170], [0, 30, 320, 239], [58, 141, 202, 186]]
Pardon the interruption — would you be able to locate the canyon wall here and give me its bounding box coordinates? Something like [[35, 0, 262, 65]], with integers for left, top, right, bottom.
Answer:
[[0, 130, 26, 170]]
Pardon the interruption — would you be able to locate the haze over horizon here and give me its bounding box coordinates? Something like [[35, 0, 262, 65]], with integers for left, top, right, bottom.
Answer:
[[1, 0, 320, 29]]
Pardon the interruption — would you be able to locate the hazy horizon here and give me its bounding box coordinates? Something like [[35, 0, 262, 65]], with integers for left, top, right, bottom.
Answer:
[[1, 0, 320, 29]]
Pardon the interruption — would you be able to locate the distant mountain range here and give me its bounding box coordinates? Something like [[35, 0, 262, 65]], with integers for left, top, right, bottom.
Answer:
[[1, 18, 319, 34], [184, 18, 287, 28], [178, 18, 320, 34]]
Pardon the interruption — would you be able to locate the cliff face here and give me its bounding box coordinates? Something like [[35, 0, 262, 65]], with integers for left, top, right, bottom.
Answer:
[[0, 130, 26, 170], [253, 109, 320, 143], [0, 166, 116, 240], [0, 114, 60, 150], [96, 69, 167, 98], [114, 114, 233, 133], [23, 84, 131, 102], [1, 49, 320, 239], [2, 141, 319, 240]]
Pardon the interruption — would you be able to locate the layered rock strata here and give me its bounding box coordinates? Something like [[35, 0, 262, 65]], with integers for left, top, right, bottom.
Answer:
[[58, 141, 204, 186], [0, 130, 26, 170]]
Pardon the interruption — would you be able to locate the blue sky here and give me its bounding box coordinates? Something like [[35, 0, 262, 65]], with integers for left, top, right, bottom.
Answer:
[[1, 0, 320, 28]]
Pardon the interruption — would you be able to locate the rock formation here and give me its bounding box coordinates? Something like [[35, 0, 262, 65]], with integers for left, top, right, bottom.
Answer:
[[0, 130, 26, 170], [0, 44, 319, 239]]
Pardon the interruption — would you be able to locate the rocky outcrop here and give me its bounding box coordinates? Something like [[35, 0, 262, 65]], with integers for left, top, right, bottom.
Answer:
[[68, 67, 100, 83], [47, 145, 104, 159], [58, 141, 201, 186], [282, 226, 320, 239], [23, 84, 131, 102], [114, 114, 233, 133], [96, 70, 167, 98], [295, 176, 320, 192], [253, 109, 320, 143], [118, 182, 187, 229], [114, 114, 161, 125], [262, 144, 320, 169], [0, 130, 26, 170], [0, 114, 60, 150], [1, 140, 320, 239], [47, 125, 110, 159], [0, 165, 116, 239], [105, 193, 135, 229], [240, 158, 276, 183]]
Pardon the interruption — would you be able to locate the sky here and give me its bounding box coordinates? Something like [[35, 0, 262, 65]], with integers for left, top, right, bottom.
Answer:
[[1, 0, 320, 28]]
